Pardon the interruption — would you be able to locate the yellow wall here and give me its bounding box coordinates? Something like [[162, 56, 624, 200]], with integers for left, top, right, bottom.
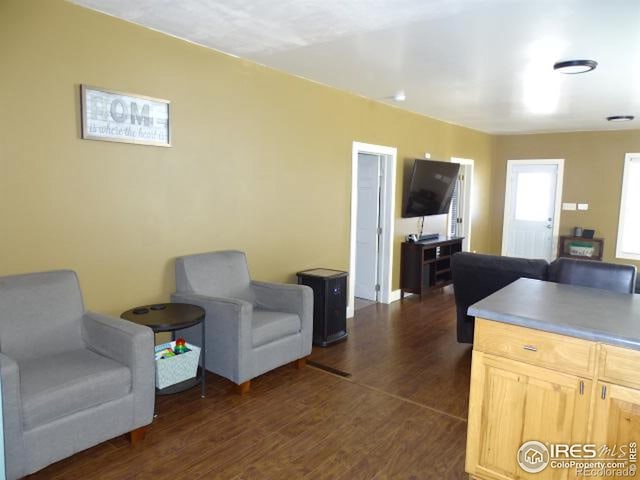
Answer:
[[0, 0, 494, 315], [492, 130, 640, 269]]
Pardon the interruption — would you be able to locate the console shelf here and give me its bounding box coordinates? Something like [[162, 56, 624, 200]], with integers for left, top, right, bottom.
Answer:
[[400, 237, 463, 299], [557, 235, 604, 261]]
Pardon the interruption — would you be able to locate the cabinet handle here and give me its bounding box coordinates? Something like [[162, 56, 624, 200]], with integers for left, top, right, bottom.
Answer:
[[523, 344, 538, 352], [601, 385, 607, 400], [579, 381, 584, 395]]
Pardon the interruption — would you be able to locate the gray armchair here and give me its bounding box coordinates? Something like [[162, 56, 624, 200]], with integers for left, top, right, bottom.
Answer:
[[0, 270, 154, 479], [171, 250, 313, 393]]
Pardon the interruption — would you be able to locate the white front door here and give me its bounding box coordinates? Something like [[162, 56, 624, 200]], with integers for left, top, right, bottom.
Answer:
[[502, 161, 562, 261], [355, 153, 381, 301]]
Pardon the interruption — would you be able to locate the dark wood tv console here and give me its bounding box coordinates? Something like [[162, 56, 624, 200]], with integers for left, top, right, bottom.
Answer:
[[400, 237, 464, 298]]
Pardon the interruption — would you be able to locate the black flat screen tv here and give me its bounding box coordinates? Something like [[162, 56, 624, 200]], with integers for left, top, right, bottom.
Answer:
[[402, 159, 460, 217]]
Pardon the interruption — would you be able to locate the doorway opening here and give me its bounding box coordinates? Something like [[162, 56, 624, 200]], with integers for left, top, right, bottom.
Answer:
[[501, 159, 564, 261], [448, 158, 474, 251], [348, 142, 397, 318]]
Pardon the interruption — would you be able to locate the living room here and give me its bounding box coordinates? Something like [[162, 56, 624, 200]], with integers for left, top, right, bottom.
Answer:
[[2, 1, 639, 479]]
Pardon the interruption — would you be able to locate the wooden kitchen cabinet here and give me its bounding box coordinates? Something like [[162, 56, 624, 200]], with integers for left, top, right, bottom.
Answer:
[[590, 381, 640, 480], [591, 381, 640, 451], [467, 351, 591, 480], [593, 344, 640, 474], [473, 318, 595, 377], [467, 319, 640, 480]]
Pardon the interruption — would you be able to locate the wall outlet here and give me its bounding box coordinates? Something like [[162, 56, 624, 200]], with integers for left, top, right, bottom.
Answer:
[[578, 203, 589, 211], [424, 153, 431, 159], [562, 202, 577, 211]]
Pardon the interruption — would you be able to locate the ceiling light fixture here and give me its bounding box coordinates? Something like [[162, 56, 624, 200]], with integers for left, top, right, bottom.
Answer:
[[607, 115, 635, 122], [393, 91, 406, 102], [553, 59, 598, 74]]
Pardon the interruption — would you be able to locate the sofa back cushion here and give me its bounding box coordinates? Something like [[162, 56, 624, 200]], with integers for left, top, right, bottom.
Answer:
[[0, 270, 85, 361], [175, 250, 255, 302], [451, 253, 549, 343], [549, 258, 637, 294]]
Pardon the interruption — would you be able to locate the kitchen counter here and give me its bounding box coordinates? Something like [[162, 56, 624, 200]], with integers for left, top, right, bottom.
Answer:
[[466, 278, 640, 480], [468, 277, 640, 350]]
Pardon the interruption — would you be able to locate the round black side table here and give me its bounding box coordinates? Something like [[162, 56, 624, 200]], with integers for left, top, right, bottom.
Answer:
[[121, 303, 206, 398]]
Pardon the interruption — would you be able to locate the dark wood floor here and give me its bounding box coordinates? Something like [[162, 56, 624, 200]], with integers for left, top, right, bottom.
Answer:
[[354, 297, 376, 311], [32, 287, 472, 479]]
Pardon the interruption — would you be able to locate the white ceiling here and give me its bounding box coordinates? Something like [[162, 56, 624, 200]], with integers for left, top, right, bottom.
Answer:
[[70, 0, 640, 134]]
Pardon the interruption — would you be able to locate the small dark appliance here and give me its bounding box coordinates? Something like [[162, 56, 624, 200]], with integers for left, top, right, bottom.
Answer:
[[296, 268, 348, 347]]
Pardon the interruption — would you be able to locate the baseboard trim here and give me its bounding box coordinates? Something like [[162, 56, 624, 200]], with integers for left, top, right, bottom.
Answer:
[[389, 289, 413, 303], [349, 290, 412, 315]]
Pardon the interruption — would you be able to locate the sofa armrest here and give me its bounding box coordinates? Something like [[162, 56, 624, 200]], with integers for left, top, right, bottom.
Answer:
[[82, 311, 155, 427], [251, 281, 313, 348], [1, 352, 26, 479]]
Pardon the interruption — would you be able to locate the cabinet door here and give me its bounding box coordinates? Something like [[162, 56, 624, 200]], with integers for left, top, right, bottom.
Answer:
[[591, 382, 640, 479], [466, 351, 591, 480]]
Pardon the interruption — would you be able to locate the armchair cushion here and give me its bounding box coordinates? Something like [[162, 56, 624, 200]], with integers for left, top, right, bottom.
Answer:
[[252, 281, 312, 317], [175, 251, 255, 303], [19, 349, 131, 430], [252, 309, 301, 348], [0, 270, 85, 362]]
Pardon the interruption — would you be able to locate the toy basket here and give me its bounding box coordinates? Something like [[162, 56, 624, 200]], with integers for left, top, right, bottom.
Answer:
[[154, 341, 200, 389], [569, 242, 594, 258]]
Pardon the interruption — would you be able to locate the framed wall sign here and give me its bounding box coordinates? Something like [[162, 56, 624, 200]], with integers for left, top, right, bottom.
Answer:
[[80, 85, 171, 147]]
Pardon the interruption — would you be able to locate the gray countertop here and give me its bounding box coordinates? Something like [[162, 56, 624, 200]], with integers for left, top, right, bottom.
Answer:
[[468, 278, 640, 350]]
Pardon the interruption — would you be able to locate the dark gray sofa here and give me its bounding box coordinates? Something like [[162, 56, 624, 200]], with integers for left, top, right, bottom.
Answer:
[[451, 253, 637, 344]]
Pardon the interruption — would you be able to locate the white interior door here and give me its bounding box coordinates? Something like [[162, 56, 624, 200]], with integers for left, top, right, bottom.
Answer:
[[449, 160, 473, 251], [502, 161, 562, 261], [355, 153, 381, 301]]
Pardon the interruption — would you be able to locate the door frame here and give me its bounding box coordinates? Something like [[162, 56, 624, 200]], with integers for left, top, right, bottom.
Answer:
[[348, 141, 397, 318], [449, 157, 474, 251], [501, 159, 564, 260]]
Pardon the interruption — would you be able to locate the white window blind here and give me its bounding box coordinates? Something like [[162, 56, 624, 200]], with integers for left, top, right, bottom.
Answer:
[[450, 178, 459, 237], [616, 154, 640, 260]]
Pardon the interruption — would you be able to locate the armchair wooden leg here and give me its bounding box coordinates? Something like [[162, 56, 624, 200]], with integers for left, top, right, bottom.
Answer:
[[236, 380, 251, 395], [128, 426, 147, 446], [294, 357, 307, 369]]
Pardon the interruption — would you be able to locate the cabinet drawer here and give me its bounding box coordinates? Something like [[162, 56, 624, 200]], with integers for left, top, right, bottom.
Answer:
[[474, 318, 596, 376], [600, 344, 640, 389]]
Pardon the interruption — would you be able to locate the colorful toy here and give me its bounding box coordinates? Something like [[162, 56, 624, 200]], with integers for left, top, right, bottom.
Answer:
[[174, 337, 188, 354], [155, 348, 175, 360]]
